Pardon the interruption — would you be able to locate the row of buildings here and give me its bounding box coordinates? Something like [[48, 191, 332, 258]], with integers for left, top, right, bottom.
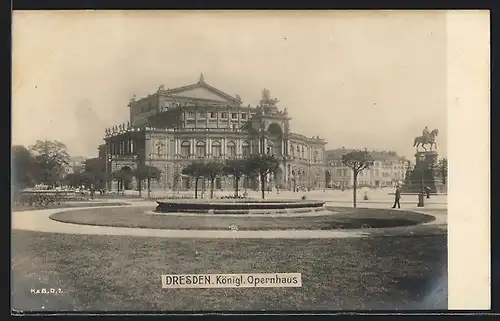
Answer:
[[98, 74, 407, 191]]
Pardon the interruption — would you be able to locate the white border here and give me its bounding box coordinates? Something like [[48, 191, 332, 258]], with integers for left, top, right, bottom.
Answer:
[[447, 10, 491, 309]]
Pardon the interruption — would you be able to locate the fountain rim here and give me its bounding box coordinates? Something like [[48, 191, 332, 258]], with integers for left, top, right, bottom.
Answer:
[[156, 199, 325, 205]]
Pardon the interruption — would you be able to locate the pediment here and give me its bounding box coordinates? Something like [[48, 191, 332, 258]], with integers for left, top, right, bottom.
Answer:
[[170, 85, 236, 103]]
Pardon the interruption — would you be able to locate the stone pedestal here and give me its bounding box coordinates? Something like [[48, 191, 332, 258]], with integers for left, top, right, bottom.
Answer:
[[401, 151, 440, 194]]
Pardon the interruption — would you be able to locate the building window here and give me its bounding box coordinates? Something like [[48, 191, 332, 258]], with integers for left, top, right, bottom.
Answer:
[[227, 141, 236, 157], [187, 112, 195, 118], [199, 112, 206, 119], [242, 141, 250, 156], [231, 113, 238, 119], [196, 141, 206, 157], [220, 112, 227, 119], [212, 141, 222, 158], [169, 140, 175, 156], [210, 112, 216, 118], [241, 113, 247, 120], [302, 147, 305, 159], [180, 141, 190, 158]]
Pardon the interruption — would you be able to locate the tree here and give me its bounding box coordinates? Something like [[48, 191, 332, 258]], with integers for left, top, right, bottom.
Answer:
[[12, 145, 37, 191], [182, 162, 206, 199], [84, 158, 108, 189], [247, 154, 280, 199], [29, 140, 70, 186], [223, 159, 251, 197], [133, 165, 162, 198], [203, 161, 225, 199], [341, 150, 374, 208], [437, 158, 448, 185], [64, 173, 81, 188]]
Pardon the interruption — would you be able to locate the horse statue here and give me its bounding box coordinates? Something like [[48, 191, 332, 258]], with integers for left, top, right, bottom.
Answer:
[[413, 129, 439, 151]]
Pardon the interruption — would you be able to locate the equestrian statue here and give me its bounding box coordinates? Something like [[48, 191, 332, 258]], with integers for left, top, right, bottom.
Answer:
[[413, 126, 439, 151]]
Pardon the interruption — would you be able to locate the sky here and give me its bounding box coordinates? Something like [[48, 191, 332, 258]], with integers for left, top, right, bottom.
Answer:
[[12, 10, 447, 160]]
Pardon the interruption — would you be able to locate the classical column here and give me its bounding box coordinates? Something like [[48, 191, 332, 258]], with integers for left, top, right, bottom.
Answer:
[[194, 106, 198, 129]]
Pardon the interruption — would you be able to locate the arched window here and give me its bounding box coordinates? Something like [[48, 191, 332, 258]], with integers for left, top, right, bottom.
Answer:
[[196, 141, 206, 157], [180, 141, 190, 158], [212, 141, 222, 158], [227, 141, 236, 157], [242, 141, 250, 156], [296, 146, 300, 158], [290, 144, 295, 157], [301, 147, 305, 159]]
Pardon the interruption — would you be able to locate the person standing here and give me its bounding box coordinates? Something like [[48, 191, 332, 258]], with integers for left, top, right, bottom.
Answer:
[[391, 185, 401, 209], [90, 184, 95, 200]]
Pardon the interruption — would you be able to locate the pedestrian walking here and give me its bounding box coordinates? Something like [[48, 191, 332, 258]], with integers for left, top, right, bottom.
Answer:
[[90, 184, 95, 200], [424, 186, 431, 199], [391, 185, 401, 209]]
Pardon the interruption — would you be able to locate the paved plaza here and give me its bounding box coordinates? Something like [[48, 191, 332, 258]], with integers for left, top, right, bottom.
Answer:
[[12, 188, 447, 239]]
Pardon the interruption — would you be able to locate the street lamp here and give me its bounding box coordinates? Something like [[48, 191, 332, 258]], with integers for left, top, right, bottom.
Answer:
[[417, 153, 425, 207]]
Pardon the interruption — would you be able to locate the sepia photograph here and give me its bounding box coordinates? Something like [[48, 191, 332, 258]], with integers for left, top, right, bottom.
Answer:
[[11, 10, 490, 313]]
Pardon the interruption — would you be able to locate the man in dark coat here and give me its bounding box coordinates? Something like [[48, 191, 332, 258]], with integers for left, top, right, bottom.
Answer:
[[392, 186, 401, 209], [425, 186, 431, 198], [90, 184, 95, 200]]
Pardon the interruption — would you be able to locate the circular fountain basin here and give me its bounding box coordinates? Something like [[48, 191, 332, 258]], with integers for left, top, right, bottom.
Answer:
[[155, 199, 326, 215]]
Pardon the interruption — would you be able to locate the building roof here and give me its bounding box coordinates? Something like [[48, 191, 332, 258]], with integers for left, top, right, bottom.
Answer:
[[325, 148, 402, 161], [131, 74, 241, 106]]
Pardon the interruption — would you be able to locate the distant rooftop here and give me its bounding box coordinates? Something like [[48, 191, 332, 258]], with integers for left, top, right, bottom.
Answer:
[[324, 148, 403, 161]]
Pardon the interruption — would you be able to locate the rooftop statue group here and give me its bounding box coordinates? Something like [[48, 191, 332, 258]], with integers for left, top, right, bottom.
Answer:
[[413, 126, 439, 151]]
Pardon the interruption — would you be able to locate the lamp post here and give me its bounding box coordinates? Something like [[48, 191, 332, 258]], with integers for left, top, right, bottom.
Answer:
[[417, 153, 425, 207]]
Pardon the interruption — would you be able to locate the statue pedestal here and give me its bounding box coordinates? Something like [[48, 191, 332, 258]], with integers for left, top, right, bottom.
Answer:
[[401, 151, 440, 194]]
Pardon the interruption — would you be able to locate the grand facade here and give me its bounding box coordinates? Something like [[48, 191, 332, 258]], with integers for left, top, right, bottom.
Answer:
[[103, 74, 327, 191]]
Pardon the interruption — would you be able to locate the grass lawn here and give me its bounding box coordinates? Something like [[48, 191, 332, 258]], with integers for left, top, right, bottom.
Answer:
[[49, 206, 436, 230], [11, 230, 447, 311], [12, 202, 130, 212]]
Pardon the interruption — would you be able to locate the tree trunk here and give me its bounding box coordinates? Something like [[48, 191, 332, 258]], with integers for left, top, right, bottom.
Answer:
[[353, 172, 358, 208], [260, 173, 265, 199], [210, 178, 215, 199], [194, 177, 199, 199], [235, 176, 239, 197], [137, 178, 142, 197], [147, 179, 151, 199]]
